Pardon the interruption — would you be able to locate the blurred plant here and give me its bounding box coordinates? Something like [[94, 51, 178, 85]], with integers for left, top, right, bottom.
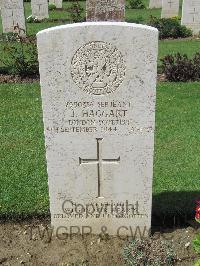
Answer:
[[193, 235, 200, 254], [123, 239, 176, 265], [161, 53, 200, 82], [192, 199, 200, 266], [48, 3, 56, 11], [128, 0, 146, 9], [126, 16, 145, 24], [67, 0, 84, 22], [0, 25, 39, 77], [0, 32, 19, 42], [195, 199, 200, 223], [149, 16, 192, 39], [26, 15, 41, 23], [194, 259, 200, 266]]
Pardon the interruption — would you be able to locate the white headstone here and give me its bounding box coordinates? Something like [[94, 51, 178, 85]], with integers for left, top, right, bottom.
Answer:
[[31, 0, 49, 20], [37, 22, 158, 237], [181, 0, 200, 34], [49, 0, 62, 9], [161, 0, 179, 18], [149, 0, 162, 9], [0, 0, 26, 35]]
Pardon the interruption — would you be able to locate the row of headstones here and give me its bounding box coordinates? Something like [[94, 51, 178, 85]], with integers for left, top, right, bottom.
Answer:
[[0, 0, 199, 36], [0, 0, 62, 36], [150, 0, 200, 34], [31, 0, 63, 20]]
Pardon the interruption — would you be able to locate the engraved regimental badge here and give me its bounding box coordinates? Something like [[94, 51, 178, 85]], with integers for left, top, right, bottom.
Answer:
[[71, 41, 126, 95]]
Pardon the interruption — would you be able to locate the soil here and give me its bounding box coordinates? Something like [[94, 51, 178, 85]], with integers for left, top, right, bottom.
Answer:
[[0, 75, 39, 84], [0, 219, 199, 266]]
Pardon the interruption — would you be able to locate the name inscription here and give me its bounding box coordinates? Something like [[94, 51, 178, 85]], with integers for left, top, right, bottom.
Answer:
[[46, 100, 153, 134]]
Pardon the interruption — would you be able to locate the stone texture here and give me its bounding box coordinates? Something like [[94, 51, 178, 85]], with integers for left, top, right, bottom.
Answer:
[[181, 0, 200, 34], [49, 0, 62, 9], [37, 22, 158, 236], [149, 0, 162, 9], [31, 0, 49, 20], [161, 0, 179, 18], [0, 0, 26, 35], [86, 0, 125, 22]]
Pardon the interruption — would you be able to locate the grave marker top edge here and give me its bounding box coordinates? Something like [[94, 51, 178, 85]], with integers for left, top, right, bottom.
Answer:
[[36, 22, 158, 37]]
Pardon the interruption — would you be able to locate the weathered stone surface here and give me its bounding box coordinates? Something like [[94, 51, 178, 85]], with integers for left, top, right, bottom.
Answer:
[[31, 0, 49, 20], [37, 22, 158, 236], [161, 0, 179, 18], [86, 0, 125, 21], [0, 0, 26, 35], [149, 0, 162, 9], [49, 0, 62, 9], [181, 0, 200, 34]]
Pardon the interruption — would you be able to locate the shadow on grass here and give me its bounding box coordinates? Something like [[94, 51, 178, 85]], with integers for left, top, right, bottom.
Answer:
[[0, 212, 50, 224], [152, 191, 200, 227]]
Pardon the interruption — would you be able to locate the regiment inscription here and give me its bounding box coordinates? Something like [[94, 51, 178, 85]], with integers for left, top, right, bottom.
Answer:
[[71, 41, 126, 95]]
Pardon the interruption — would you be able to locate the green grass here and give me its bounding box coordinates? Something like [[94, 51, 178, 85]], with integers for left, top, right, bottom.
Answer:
[[159, 39, 200, 60], [0, 82, 200, 219], [153, 82, 200, 217], [0, 0, 185, 35], [0, 0, 186, 35], [158, 39, 200, 68], [126, 6, 161, 24], [0, 83, 49, 217], [0, 0, 199, 221], [0, 1, 199, 69]]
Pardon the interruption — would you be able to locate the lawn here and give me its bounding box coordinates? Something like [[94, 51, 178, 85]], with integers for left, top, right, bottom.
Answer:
[[0, 0, 199, 70], [0, 1, 199, 70], [0, 1, 199, 222], [159, 39, 200, 61], [0, 1, 182, 35], [0, 82, 200, 220], [0, 83, 48, 218], [153, 82, 200, 220]]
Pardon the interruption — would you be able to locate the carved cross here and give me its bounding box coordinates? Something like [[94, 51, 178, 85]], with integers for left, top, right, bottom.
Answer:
[[86, 0, 125, 22], [11, 10, 15, 28], [168, 0, 174, 8], [79, 138, 120, 198], [190, 7, 198, 22], [37, 3, 43, 12]]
